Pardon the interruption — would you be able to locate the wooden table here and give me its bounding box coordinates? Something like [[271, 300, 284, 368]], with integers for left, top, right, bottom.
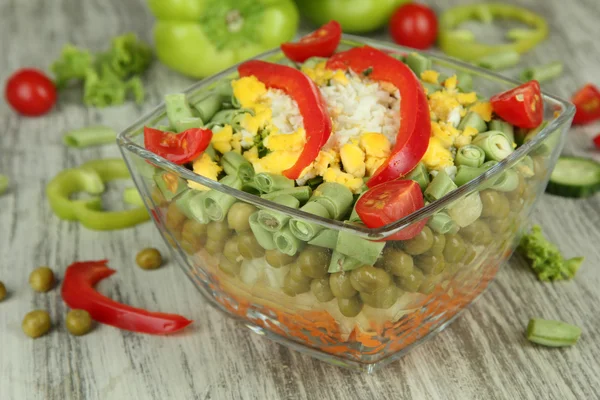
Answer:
[[1, 1, 599, 399]]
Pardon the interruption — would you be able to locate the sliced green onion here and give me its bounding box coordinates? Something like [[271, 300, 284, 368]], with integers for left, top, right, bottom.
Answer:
[[174, 190, 198, 221], [273, 226, 305, 256], [455, 145, 486, 168], [406, 53, 432, 77], [488, 119, 515, 145], [202, 175, 242, 221], [0, 174, 9, 195], [249, 212, 276, 250], [261, 186, 312, 203], [476, 51, 520, 71], [526, 318, 581, 347], [221, 151, 255, 183], [447, 192, 482, 227], [254, 173, 294, 193], [456, 72, 473, 92], [165, 93, 195, 133], [472, 131, 514, 161], [311, 182, 353, 220], [520, 61, 563, 83], [454, 165, 483, 186], [289, 201, 330, 241], [425, 170, 458, 202], [176, 117, 203, 131], [458, 111, 487, 133], [428, 212, 457, 234], [491, 168, 519, 192], [192, 93, 223, 122], [63, 125, 116, 148], [308, 229, 339, 250], [257, 194, 299, 233], [122, 187, 143, 206], [405, 163, 430, 191], [335, 230, 385, 266]]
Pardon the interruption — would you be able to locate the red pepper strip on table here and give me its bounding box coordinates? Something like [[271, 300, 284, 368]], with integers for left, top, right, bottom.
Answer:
[[61, 260, 192, 334], [281, 20, 342, 62], [326, 46, 430, 187], [238, 60, 332, 179], [490, 80, 543, 129], [144, 127, 212, 165], [571, 84, 600, 125]]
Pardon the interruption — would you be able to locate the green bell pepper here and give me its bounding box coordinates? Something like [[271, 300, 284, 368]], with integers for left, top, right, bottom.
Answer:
[[47, 159, 150, 230], [148, 0, 299, 78], [438, 3, 548, 61], [295, 0, 411, 33]]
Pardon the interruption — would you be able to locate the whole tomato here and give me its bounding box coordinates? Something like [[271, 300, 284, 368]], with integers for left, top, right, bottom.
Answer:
[[5, 69, 57, 116], [389, 4, 438, 50]]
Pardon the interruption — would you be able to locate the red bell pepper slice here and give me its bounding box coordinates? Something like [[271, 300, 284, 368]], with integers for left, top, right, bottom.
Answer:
[[238, 60, 332, 179], [326, 46, 430, 187], [571, 84, 600, 125], [144, 126, 212, 165], [281, 21, 342, 63], [593, 134, 600, 149], [61, 260, 192, 335], [490, 80, 543, 129]]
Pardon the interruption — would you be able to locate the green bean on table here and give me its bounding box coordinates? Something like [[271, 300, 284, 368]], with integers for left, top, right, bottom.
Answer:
[[63, 125, 116, 148]]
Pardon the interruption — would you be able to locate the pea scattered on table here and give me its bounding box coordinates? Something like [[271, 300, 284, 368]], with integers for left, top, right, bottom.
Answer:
[[22, 310, 52, 338], [0, 281, 6, 301], [66, 309, 93, 336], [28, 266, 55, 292], [136, 248, 163, 270]]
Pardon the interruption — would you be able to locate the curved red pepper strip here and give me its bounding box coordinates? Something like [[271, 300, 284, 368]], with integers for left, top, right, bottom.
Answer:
[[144, 127, 212, 165], [61, 260, 192, 335], [238, 60, 332, 179], [326, 46, 430, 187]]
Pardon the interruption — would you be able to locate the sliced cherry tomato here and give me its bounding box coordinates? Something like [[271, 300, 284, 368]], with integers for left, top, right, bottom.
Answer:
[[144, 126, 212, 165], [593, 134, 600, 149], [389, 4, 438, 50], [571, 84, 600, 125], [5, 68, 57, 116], [356, 179, 426, 241], [326, 46, 430, 187], [490, 80, 543, 129], [238, 60, 332, 179], [281, 20, 342, 62]]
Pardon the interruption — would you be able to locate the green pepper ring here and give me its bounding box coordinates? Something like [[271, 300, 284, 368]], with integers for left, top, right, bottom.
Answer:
[[47, 158, 150, 230], [438, 3, 549, 61]]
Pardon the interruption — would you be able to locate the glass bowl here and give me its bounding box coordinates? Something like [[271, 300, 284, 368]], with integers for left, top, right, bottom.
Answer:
[[117, 35, 574, 372]]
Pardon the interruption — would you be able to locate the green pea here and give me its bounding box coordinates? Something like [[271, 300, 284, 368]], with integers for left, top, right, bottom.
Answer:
[[265, 249, 297, 268], [426, 234, 446, 256], [282, 270, 311, 296], [310, 277, 334, 302], [349, 266, 391, 293], [22, 310, 51, 338], [151, 187, 167, 207], [460, 220, 492, 245], [337, 296, 363, 317], [480, 190, 510, 218], [462, 246, 478, 264], [532, 156, 548, 180], [445, 262, 460, 276], [223, 237, 241, 264], [207, 220, 231, 242], [378, 247, 414, 277], [218, 254, 241, 276], [29, 267, 55, 292], [507, 174, 526, 200], [329, 272, 357, 299], [395, 268, 425, 292], [135, 248, 162, 270], [419, 275, 440, 294], [289, 263, 309, 282], [417, 255, 446, 275], [443, 234, 467, 263], [402, 226, 434, 255], [181, 219, 207, 245], [237, 231, 265, 259], [360, 285, 400, 309], [227, 203, 257, 233], [66, 309, 93, 336], [0, 281, 5, 301], [204, 238, 225, 256], [487, 217, 511, 234], [298, 246, 331, 278], [165, 202, 186, 231]]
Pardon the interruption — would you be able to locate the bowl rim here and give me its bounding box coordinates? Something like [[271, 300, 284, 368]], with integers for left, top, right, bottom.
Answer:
[[117, 34, 576, 240]]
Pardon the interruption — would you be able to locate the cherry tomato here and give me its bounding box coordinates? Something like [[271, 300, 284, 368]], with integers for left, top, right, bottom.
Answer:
[[5, 69, 57, 116], [389, 4, 438, 50], [356, 179, 426, 241], [144, 126, 213, 165], [593, 134, 600, 149], [490, 80, 543, 129], [571, 84, 600, 125], [281, 20, 342, 62]]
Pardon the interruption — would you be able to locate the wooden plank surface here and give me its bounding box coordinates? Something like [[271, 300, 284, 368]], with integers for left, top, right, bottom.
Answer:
[[1, 0, 599, 399]]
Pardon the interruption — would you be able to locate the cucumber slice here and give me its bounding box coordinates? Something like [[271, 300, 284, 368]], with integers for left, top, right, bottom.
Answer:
[[546, 156, 600, 198]]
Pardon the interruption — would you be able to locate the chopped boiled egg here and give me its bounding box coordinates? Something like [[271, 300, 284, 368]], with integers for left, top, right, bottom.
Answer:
[[421, 136, 454, 171], [211, 124, 233, 154], [457, 92, 478, 105], [231, 76, 267, 107], [265, 128, 305, 152], [252, 151, 300, 175], [189, 153, 222, 190], [444, 75, 458, 91], [420, 70, 440, 84], [431, 121, 460, 148], [340, 143, 366, 178], [428, 91, 462, 123], [359, 132, 391, 158], [365, 156, 386, 176], [323, 167, 364, 193], [470, 102, 493, 122]]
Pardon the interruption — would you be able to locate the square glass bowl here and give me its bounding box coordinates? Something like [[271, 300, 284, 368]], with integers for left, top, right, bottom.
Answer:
[[117, 35, 574, 372]]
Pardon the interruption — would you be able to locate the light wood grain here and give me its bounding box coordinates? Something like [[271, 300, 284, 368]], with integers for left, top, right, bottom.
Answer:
[[1, 1, 599, 399]]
